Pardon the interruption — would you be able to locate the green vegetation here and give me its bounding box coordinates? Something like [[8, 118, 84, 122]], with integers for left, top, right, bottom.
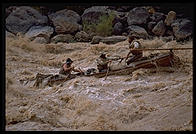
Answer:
[[83, 12, 115, 37]]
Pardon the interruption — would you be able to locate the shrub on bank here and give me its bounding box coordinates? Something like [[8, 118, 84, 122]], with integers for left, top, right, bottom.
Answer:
[[83, 12, 115, 37]]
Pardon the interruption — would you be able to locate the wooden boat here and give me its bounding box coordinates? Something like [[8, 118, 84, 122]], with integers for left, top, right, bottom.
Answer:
[[84, 51, 176, 78], [20, 51, 178, 87]]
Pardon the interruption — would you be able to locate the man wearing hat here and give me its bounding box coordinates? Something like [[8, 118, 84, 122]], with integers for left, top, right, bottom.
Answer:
[[59, 58, 83, 77], [125, 35, 143, 65], [96, 53, 120, 72]]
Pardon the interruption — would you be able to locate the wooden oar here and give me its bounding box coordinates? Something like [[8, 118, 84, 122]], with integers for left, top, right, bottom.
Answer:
[[129, 47, 193, 51]]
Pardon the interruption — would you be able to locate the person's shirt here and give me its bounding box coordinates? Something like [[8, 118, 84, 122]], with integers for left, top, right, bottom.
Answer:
[[129, 40, 142, 55]]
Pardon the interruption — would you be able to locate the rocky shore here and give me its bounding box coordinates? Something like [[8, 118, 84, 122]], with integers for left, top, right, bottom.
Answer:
[[6, 6, 193, 44]]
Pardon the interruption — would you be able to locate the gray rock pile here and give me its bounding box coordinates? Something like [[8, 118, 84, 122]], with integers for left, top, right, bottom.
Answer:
[[6, 6, 193, 44]]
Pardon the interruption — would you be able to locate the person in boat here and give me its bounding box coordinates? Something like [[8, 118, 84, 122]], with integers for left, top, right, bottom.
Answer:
[[59, 58, 83, 78], [96, 53, 120, 72], [125, 35, 143, 65]]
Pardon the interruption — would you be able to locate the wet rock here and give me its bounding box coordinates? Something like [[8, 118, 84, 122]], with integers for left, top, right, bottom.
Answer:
[[164, 11, 176, 26], [112, 22, 124, 35], [48, 9, 81, 34], [171, 18, 192, 41], [150, 12, 166, 23], [24, 26, 54, 42], [75, 31, 91, 42], [33, 37, 48, 44], [100, 36, 127, 44], [51, 34, 74, 43], [127, 25, 149, 39], [91, 36, 104, 44], [127, 7, 150, 25], [6, 6, 48, 34], [152, 20, 166, 36], [81, 6, 109, 24]]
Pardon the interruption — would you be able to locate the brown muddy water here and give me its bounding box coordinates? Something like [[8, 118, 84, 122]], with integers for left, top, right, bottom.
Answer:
[[5, 36, 193, 131]]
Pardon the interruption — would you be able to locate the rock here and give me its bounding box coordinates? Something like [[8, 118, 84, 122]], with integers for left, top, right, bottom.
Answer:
[[24, 26, 54, 42], [101, 36, 127, 44], [6, 6, 17, 17], [6, 6, 48, 34], [91, 35, 127, 44], [91, 36, 104, 44], [152, 20, 166, 36], [33, 37, 48, 44], [127, 7, 150, 25], [51, 34, 74, 43], [164, 11, 176, 26], [81, 6, 109, 24], [171, 19, 192, 41], [160, 36, 174, 42], [122, 32, 128, 36], [48, 9, 81, 34], [147, 21, 157, 31], [150, 12, 166, 22], [165, 29, 174, 36], [6, 31, 16, 38], [116, 6, 133, 12], [127, 25, 149, 39], [112, 22, 123, 35], [75, 31, 91, 42]]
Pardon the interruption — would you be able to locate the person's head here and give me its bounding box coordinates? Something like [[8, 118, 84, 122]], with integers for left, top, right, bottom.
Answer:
[[100, 53, 106, 59], [128, 35, 136, 44], [66, 58, 73, 65]]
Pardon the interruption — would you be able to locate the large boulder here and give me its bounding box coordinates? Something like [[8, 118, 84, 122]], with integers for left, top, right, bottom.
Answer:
[[147, 21, 157, 32], [51, 34, 74, 43], [150, 12, 166, 23], [81, 6, 109, 24], [75, 31, 91, 42], [101, 36, 127, 44], [171, 19, 192, 41], [48, 9, 81, 34], [164, 11, 176, 26], [127, 7, 150, 25], [91, 36, 104, 44], [112, 22, 124, 35], [24, 26, 54, 42], [127, 25, 149, 39], [152, 20, 166, 36], [6, 6, 17, 18], [6, 6, 48, 34], [91, 35, 127, 44], [33, 37, 48, 44]]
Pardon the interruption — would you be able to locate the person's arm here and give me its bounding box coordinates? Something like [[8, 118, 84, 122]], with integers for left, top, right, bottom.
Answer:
[[125, 51, 132, 61], [96, 58, 106, 65], [63, 64, 74, 72], [73, 67, 83, 73]]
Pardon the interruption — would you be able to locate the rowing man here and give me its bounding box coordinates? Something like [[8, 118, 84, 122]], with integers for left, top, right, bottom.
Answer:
[[96, 53, 120, 72], [125, 35, 143, 65]]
